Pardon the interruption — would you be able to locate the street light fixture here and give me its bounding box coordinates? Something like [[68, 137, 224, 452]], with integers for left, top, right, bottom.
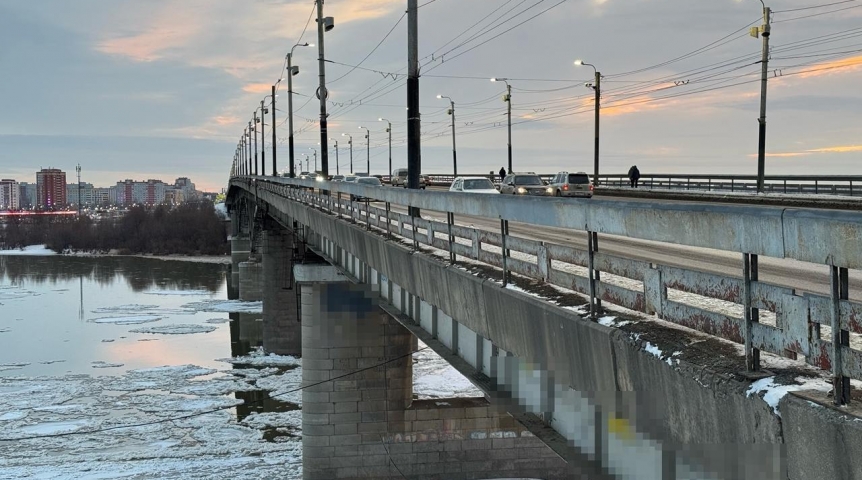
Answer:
[[574, 60, 601, 187], [378, 118, 392, 179], [437, 95, 457, 177], [490, 78, 512, 173], [310, 147, 318, 172], [359, 126, 370, 175], [286, 42, 313, 178]]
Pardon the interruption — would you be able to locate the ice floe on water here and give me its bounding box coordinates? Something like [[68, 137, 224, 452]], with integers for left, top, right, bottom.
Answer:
[[217, 348, 301, 369], [91, 361, 124, 369], [0, 285, 41, 301], [144, 289, 214, 296], [205, 317, 231, 324], [0, 360, 304, 479], [91, 315, 163, 325], [183, 299, 263, 314], [130, 324, 218, 335], [92, 304, 197, 316], [0, 362, 30, 372]]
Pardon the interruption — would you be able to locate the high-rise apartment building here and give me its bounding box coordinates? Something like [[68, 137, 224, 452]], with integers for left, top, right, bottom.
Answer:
[[0, 179, 20, 210], [114, 179, 167, 205], [36, 168, 66, 209], [18, 182, 36, 209]]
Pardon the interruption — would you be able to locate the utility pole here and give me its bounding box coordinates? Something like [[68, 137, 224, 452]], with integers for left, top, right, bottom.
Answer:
[[311, 148, 318, 171], [343, 134, 353, 173], [259, 101, 265, 175], [438, 96, 457, 177], [407, 0, 421, 216], [593, 71, 600, 187], [76, 164, 81, 215], [379, 118, 392, 179], [491, 78, 512, 173], [316, 1, 333, 176], [359, 127, 370, 174], [287, 43, 310, 178], [253, 112, 258, 176], [331, 139, 339, 175], [754, 3, 771, 193], [272, 84, 277, 176]]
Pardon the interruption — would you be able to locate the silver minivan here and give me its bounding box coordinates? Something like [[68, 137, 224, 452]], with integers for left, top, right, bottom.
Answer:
[[549, 171, 593, 198], [390, 169, 427, 188]]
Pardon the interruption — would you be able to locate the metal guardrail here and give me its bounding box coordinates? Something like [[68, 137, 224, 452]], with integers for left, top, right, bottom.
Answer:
[[416, 173, 862, 196], [230, 175, 862, 405]]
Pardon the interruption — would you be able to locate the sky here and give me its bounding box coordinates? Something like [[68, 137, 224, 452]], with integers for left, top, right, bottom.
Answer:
[[1, 0, 861, 192]]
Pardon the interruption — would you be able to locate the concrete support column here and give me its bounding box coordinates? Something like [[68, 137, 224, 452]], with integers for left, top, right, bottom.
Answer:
[[298, 265, 413, 480], [262, 227, 301, 355], [238, 259, 263, 301], [231, 236, 251, 272]]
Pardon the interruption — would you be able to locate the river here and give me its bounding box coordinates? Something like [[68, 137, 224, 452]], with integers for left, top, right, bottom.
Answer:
[[0, 253, 477, 479]]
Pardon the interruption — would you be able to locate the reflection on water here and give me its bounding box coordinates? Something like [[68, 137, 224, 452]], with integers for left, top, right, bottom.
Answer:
[[0, 255, 225, 293], [229, 309, 299, 441]]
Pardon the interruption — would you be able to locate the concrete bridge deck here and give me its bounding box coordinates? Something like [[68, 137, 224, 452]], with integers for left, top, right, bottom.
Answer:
[[227, 176, 862, 480]]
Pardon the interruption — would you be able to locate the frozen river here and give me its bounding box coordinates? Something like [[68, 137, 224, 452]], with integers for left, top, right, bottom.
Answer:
[[0, 254, 479, 479]]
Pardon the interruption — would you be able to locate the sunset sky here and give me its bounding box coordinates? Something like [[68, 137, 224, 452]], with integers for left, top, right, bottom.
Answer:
[[1, 0, 861, 191]]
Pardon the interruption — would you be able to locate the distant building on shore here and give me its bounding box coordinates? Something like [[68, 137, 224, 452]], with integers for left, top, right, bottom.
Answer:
[[36, 168, 66, 209], [115, 179, 168, 206], [0, 179, 20, 210], [18, 182, 36, 209]]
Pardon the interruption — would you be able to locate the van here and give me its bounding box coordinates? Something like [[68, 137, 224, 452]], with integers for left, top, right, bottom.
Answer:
[[390, 169, 426, 189]]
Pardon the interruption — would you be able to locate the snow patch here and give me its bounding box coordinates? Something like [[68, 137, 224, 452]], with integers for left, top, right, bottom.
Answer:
[[92, 361, 124, 369], [0, 245, 56, 256], [746, 376, 833, 417]]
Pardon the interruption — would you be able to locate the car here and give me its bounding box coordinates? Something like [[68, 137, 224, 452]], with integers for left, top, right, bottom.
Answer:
[[331, 175, 345, 182], [351, 176, 382, 201], [449, 177, 499, 194], [299, 171, 310, 179], [499, 173, 551, 196], [343, 176, 358, 183], [549, 171, 593, 198], [390, 169, 427, 189]]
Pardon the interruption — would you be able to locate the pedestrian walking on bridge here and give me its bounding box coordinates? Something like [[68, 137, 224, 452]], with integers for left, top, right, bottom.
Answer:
[[628, 165, 641, 188], [499, 167, 506, 183]]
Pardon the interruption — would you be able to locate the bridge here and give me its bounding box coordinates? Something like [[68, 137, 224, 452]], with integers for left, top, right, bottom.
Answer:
[[226, 176, 862, 480]]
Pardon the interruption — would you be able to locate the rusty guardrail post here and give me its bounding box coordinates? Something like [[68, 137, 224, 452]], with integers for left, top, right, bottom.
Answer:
[[743, 253, 761, 372], [588, 231, 597, 319], [831, 262, 851, 405], [447, 212, 455, 264], [501, 218, 509, 287]]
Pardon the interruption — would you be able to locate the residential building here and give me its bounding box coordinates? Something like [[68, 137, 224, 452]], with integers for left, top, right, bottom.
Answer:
[[114, 179, 167, 205], [0, 179, 20, 210], [66, 182, 95, 206], [36, 168, 66, 209], [93, 188, 112, 206], [18, 182, 36, 209]]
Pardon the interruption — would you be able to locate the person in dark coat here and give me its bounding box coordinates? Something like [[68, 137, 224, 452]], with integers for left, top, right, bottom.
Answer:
[[628, 165, 641, 188], [499, 167, 507, 183]]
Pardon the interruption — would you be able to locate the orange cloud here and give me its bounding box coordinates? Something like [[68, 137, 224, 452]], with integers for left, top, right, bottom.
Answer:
[[806, 145, 862, 153], [214, 115, 240, 126], [96, 7, 201, 62], [797, 55, 862, 79], [242, 83, 273, 94]]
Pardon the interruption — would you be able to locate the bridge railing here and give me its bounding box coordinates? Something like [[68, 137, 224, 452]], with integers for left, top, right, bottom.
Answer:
[[416, 173, 862, 196], [231, 176, 862, 403]]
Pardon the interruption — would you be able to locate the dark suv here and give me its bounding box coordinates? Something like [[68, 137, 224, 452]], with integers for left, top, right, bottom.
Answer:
[[499, 173, 550, 196]]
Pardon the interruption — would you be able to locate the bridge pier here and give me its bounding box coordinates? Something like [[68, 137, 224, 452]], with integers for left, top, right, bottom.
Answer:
[[297, 263, 569, 480], [230, 236, 251, 272], [238, 258, 263, 301], [261, 226, 301, 355]]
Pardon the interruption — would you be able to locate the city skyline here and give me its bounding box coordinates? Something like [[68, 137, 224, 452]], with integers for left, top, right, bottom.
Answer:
[[1, 1, 860, 190]]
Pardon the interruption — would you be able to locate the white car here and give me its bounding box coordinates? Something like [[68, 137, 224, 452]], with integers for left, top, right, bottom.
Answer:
[[449, 177, 499, 194]]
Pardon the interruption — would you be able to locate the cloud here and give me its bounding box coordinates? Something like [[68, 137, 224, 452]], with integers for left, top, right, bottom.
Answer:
[[806, 145, 862, 154], [748, 145, 862, 157], [796, 55, 862, 79], [242, 83, 274, 94]]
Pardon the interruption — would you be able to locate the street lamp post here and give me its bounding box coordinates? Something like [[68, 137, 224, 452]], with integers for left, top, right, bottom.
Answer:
[[315, 1, 336, 176], [303, 154, 309, 173], [287, 43, 312, 178], [378, 118, 392, 179], [490, 78, 512, 173], [753, 2, 772, 193], [330, 138, 339, 175], [342, 134, 354, 173], [253, 111, 260, 176], [436, 95, 457, 177], [359, 126, 370, 174], [575, 60, 601, 187], [310, 148, 318, 172]]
